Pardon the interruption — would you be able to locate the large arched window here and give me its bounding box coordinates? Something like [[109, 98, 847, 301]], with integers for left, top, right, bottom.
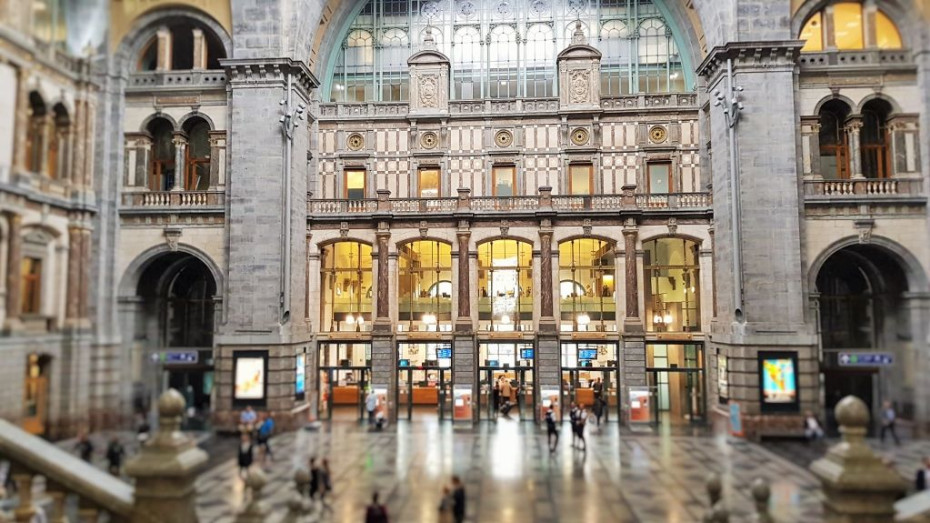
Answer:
[[818, 100, 851, 180], [47, 103, 70, 180], [147, 118, 175, 191], [478, 239, 532, 331], [800, 3, 903, 52], [25, 92, 47, 174], [326, 0, 690, 102], [31, 0, 67, 47], [558, 239, 616, 332], [861, 99, 892, 179], [643, 238, 700, 332], [136, 21, 227, 71], [183, 117, 211, 190], [398, 240, 452, 332], [321, 242, 373, 332]]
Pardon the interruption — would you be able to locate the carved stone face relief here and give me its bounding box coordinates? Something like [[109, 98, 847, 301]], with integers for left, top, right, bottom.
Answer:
[[419, 74, 438, 107], [649, 125, 668, 144], [347, 133, 365, 151], [570, 127, 590, 146], [495, 130, 514, 147], [569, 70, 589, 104], [420, 131, 439, 149]]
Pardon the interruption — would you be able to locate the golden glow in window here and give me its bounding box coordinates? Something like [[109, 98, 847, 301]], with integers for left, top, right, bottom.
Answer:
[[875, 11, 902, 49], [832, 3, 864, 49], [418, 169, 440, 198], [569, 164, 592, 195], [799, 12, 823, 52], [345, 169, 365, 199]]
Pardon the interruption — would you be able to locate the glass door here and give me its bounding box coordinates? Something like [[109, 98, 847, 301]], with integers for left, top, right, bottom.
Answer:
[[647, 369, 706, 425], [518, 368, 535, 421]]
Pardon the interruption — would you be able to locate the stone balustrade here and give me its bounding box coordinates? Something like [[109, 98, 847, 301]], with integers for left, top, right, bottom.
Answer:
[[798, 49, 912, 69], [803, 177, 924, 198], [308, 188, 712, 217], [121, 190, 226, 209], [127, 70, 228, 90]]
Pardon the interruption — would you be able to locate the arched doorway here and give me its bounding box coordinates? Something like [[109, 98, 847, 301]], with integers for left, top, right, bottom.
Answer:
[[815, 244, 912, 433], [132, 252, 218, 423]]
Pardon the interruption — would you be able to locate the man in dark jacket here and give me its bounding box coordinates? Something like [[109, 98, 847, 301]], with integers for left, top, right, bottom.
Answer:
[[451, 475, 465, 523], [916, 457, 930, 491]]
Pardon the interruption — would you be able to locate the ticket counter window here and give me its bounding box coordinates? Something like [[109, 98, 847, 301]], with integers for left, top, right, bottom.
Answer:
[[558, 238, 616, 331], [643, 238, 700, 332], [318, 342, 371, 421], [478, 342, 535, 421], [559, 342, 619, 423], [397, 343, 453, 420], [398, 240, 452, 332], [321, 241, 373, 332], [478, 239, 533, 331], [646, 343, 705, 425]]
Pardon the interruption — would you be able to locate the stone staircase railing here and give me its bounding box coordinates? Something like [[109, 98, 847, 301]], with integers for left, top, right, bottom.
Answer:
[[0, 390, 206, 523]]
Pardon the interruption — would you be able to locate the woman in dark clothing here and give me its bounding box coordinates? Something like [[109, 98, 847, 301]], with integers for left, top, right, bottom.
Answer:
[[237, 433, 254, 478]]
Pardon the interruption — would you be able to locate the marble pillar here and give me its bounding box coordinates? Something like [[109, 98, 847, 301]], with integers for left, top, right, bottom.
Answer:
[[456, 230, 471, 325], [171, 133, 187, 191], [5, 213, 22, 326]]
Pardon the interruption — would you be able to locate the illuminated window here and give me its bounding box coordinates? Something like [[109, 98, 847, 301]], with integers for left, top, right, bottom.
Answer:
[[818, 100, 851, 180], [327, 0, 689, 101], [478, 240, 533, 331], [148, 118, 175, 191], [321, 242, 373, 332], [558, 239, 616, 332], [643, 238, 701, 333], [418, 168, 440, 198], [569, 164, 593, 195], [799, 3, 903, 52], [21, 257, 42, 315], [647, 162, 672, 194], [493, 166, 515, 197], [398, 240, 452, 332], [345, 169, 366, 200]]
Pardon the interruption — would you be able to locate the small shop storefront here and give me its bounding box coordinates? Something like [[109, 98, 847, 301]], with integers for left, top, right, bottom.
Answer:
[[396, 341, 453, 421], [317, 342, 371, 421], [559, 341, 620, 422], [477, 341, 536, 421], [645, 343, 706, 425]]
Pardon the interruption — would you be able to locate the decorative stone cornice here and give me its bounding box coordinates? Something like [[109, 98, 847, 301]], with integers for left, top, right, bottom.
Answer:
[[697, 41, 804, 84], [220, 58, 319, 93]]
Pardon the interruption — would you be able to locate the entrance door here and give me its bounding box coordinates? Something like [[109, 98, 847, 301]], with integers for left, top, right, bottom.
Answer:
[[318, 367, 370, 421], [397, 367, 452, 421], [479, 367, 536, 421], [647, 369, 706, 425], [560, 368, 619, 423]]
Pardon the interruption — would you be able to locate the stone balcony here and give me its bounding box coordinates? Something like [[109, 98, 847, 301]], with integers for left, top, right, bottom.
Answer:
[[308, 186, 712, 219], [802, 177, 926, 217], [126, 70, 228, 91], [797, 49, 913, 71], [120, 190, 226, 212]]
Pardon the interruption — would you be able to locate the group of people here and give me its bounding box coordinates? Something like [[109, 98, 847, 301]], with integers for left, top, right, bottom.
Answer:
[[802, 401, 903, 446], [364, 476, 465, 523], [73, 432, 127, 476], [237, 406, 276, 477], [492, 375, 519, 418], [366, 389, 387, 430], [306, 456, 334, 511]]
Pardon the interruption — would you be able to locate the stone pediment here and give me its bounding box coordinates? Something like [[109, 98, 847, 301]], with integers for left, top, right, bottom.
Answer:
[[408, 49, 450, 66], [557, 45, 602, 61]]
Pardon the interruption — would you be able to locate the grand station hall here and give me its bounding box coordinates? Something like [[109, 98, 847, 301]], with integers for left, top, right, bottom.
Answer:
[[1, 0, 930, 521]]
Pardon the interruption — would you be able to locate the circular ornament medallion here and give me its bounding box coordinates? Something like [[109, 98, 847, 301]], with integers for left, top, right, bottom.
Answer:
[[649, 125, 668, 144], [421, 131, 439, 149], [347, 133, 365, 151], [570, 127, 590, 146], [495, 130, 514, 147]]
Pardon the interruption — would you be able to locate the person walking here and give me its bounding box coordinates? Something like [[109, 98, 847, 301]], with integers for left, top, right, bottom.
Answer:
[[592, 377, 603, 405], [568, 402, 579, 448], [492, 378, 501, 414], [308, 457, 322, 500], [366, 389, 379, 427], [545, 406, 559, 452], [239, 406, 257, 434], [105, 436, 125, 476], [74, 432, 94, 463], [880, 401, 901, 445], [438, 485, 455, 523], [237, 433, 254, 478], [803, 410, 824, 442], [593, 397, 604, 428], [257, 413, 275, 463], [365, 492, 390, 523], [451, 476, 466, 523], [574, 404, 588, 451], [915, 457, 930, 491], [318, 458, 333, 511]]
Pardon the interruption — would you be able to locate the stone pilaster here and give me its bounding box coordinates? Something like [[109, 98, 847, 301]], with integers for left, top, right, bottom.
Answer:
[[66, 226, 81, 322], [845, 117, 864, 179], [156, 27, 172, 71], [12, 67, 28, 172], [455, 229, 471, 327], [208, 131, 226, 188], [374, 228, 391, 328], [191, 28, 206, 70], [5, 213, 21, 330], [621, 224, 640, 325], [171, 133, 187, 191], [538, 225, 556, 331], [887, 115, 921, 177]]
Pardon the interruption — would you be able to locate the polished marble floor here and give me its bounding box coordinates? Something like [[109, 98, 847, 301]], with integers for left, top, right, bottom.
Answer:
[[194, 418, 825, 522]]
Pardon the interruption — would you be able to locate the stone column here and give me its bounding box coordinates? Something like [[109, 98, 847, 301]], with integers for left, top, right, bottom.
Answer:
[[810, 396, 907, 522], [66, 226, 81, 321], [538, 227, 555, 330], [38, 113, 53, 177], [456, 229, 471, 325], [800, 117, 821, 179], [12, 66, 29, 172], [79, 227, 91, 320], [191, 28, 207, 70], [5, 213, 22, 328], [620, 220, 645, 421], [156, 27, 172, 71], [171, 133, 187, 191], [846, 117, 864, 179], [125, 390, 208, 523], [374, 229, 391, 326], [208, 131, 226, 188], [622, 224, 640, 324]]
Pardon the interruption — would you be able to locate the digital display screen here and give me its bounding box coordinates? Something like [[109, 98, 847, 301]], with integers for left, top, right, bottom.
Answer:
[[487, 360, 499, 367], [399, 359, 410, 367], [520, 348, 534, 360], [578, 349, 597, 360], [295, 354, 306, 396], [761, 357, 797, 404], [234, 356, 266, 400], [437, 348, 452, 359]]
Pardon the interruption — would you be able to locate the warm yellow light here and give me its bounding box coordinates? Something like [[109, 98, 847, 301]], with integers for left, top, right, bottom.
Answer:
[[875, 11, 903, 49], [799, 12, 823, 52]]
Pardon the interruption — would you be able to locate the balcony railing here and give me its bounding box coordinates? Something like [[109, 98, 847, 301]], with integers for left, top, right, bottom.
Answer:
[[803, 177, 924, 199], [127, 70, 228, 90], [121, 190, 226, 208], [308, 188, 712, 216]]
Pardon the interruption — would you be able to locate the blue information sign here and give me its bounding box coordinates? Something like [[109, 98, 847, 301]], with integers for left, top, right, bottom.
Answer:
[[838, 352, 894, 367], [163, 351, 199, 364]]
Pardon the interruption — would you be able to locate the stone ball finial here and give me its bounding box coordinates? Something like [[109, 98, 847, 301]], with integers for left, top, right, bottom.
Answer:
[[246, 468, 268, 490], [751, 477, 770, 504], [157, 388, 186, 417], [835, 395, 870, 428]]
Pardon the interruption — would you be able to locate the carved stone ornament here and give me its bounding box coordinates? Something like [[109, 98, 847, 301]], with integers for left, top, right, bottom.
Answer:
[[500, 220, 510, 237], [495, 129, 514, 148], [570, 127, 590, 146], [419, 74, 439, 108], [346, 133, 365, 151], [164, 228, 182, 251], [339, 221, 350, 238], [667, 217, 678, 235], [569, 70, 590, 104], [854, 219, 874, 244], [419, 220, 429, 238], [421, 131, 439, 149], [582, 219, 592, 237], [649, 125, 668, 144]]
